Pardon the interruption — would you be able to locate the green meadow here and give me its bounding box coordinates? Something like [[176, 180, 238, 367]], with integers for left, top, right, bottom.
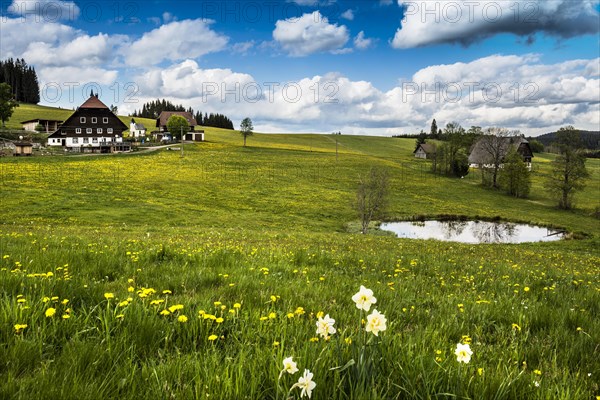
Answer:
[[1, 106, 599, 399]]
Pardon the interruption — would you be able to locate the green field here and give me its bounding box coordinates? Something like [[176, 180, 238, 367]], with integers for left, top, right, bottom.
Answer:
[[1, 106, 599, 399]]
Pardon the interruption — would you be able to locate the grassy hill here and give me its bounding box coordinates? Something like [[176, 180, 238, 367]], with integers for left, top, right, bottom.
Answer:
[[1, 108, 599, 399]]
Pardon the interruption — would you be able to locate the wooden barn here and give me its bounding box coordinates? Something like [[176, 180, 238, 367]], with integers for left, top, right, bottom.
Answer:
[[413, 143, 436, 159], [13, 142, 33, 156], [47, 93, 130, 153], [469, 137, 534, 169]]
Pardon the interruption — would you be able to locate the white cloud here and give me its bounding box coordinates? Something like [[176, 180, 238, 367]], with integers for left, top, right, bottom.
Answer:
[[8, 0, 79, 20], [38, 66, 118, 86], [125, 19, 229, 66], [392, 0, 600, 48], [0, 17, 76, 59], [341, 9, 354, 20], [354, 31, 373, 50], [232, 41, 256, 55], [273, 11, 349, 56]]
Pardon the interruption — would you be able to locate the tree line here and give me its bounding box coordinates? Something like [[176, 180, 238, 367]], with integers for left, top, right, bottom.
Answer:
[[0, 58, 40, 104], [131, 99, 234, 130]]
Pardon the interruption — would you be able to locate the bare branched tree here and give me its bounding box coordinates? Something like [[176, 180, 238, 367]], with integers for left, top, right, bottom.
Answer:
[[354, 167, 389, 234], [476, 127, 517, 188]]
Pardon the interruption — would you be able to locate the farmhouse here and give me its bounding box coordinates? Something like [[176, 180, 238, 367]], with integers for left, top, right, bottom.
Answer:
[[468, 137, 533, 169], [156, 111, 205, 141], [130, 119, 147, 138], [47, 94, 130, 153], [21, 119, 63, 133], [413, 143, 436, 159]]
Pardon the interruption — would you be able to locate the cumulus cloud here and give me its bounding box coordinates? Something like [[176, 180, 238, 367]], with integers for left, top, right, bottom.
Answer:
[[354, 31, 373, 50], [232, 41, 256, 55], [392, 0, 600, 48], [8, 0, 79, 20], [125, 19, 229, 66], [273, 11, 349, 56], [128, 55, 599, 136]]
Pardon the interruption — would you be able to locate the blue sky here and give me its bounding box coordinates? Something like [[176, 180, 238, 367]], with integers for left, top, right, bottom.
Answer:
[[1, 0, 599, 135]]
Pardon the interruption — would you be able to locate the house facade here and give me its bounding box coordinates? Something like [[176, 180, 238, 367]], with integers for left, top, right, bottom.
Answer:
[[22, 119, 63, 133], [468, 137, 534, 169], [47, 94, 129, 153], [156, 111, 198, 133], [413, 143, 436, 159], [130, 119, 147, 138]]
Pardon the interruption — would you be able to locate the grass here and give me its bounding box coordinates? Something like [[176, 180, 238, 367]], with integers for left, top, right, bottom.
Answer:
[[1, 107, 599, 399]]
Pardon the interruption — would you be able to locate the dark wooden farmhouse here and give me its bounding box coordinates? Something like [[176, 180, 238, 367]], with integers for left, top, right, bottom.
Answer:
[[468, 137, 534, 169], [156, 111, 204, 141], [47, 94, 130, 153], [413, 143, 436, 159]]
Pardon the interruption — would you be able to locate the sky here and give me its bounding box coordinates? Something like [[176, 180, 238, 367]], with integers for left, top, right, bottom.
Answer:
[[1, 0, 599, 136]]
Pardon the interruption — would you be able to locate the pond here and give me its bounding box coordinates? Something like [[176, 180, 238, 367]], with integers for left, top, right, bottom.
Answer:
[[379, 220, 565, 244]]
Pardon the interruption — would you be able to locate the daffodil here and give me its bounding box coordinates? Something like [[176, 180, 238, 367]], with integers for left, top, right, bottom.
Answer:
[[455, 343, 473, 364], [365, 309, 387, 336], [279, 356, 299, 378], [352, 285, 377, 311], [292, 369, 316, 398], [315, 314, 336, 339]]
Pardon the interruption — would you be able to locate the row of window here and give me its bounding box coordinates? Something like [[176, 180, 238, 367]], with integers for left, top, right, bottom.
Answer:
[[80, 117, 109, 124], [75, 128, 114, 134], [73, 137, 105, 144]]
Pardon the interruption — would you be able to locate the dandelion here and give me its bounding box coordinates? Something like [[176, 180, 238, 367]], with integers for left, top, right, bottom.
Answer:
[[512, 323, 522, 332], [233, 303, 241, 309], [269, 312, 277, 319], [365, 309, 387, 336], [478, 368, 484, 376], [352, 286, 377, 311], [273, 341, 280, 347], [45, 308, 56, 318], [524, 287, 530, 292], [116, 314, 124, 320], [62, 314, 70, 319], [309, 337, 319, 342], [316, 314, 336, 339], [168, 304, 184, 313], [345, 337, 352, 345], [162, 290, 172, 295], [14, 324, 27, 333], [270, 295, 277, 302], [61, 299, 69, 305], [533, 369, 542, 376], [215, 317, 224, 324], [118, 300, 129, 307], [178, 315, 188, 323], [160, 309, 171, 316], [104, 293, 114, 300], [292, 369, 317, 398], [455, 343, 473, 364], [208, 334, 218, 341], [280, 356, 299, 378], [127, 286, 134, 293]]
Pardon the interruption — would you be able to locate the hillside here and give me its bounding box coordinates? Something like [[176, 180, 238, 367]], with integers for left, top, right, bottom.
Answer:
[[531, 130, 600, 149]]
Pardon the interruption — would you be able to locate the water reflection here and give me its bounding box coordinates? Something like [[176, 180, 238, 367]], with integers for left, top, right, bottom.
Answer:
[[380, 221, 564, 244]]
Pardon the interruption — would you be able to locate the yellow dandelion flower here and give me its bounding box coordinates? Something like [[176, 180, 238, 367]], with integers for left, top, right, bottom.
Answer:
[[233, 303, 241, 309], [273, 341, 280, 347], [533, 370, 542, 376], [215, 317, 224, 324], [512, 323, 522, 332], [309, 337, 319, 342], [269, 312, 277, 319], [14, 324, 27, 333], [42, 297, 50, 303], [17, 298, 26, 304], [316, 311, 324, 318], [45, 308, 56, 318], [160, 309, 171, 316], [345, 337, 352, 345], [162, 290, 172, 295], [178, 315, 188, 323], [104, 293, 114, 300], [270, 295, 277, 302], [287, 313, 295, 319], [208, 334, 218, 341], [61, 299, 69, 305], [168, 304, 183, 313], [116, 314, 124, 319], [62, 314, 70, 319], [127, 286, 134, 293], [214, 301, 222, 307], [524, 287, 530, 292], [478, 368, 484, 376]]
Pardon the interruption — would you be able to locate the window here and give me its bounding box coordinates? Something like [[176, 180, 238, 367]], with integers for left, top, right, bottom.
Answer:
[[103, 117, 108, 123], [73, 138, 79, 144], [92, 138, 98, 143], [83, 138, 89, 144], [76, 128, 81, 134], [97, 128, 103, 134], [86, 128, 92, 134], [92, 117, 97, 123], [80, 117, 86, 123], [107, 128, 113, 134]]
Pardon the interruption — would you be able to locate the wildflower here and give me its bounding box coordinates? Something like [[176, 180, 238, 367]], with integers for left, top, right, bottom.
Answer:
[[214, 301, 222, 307], [208, 334, 218, 341], [178, 315, 188, 323], [259, 316, 268, 321], [42, 297, 50, 303], [14, 324, 27, 333], [316, 311, 324, 318], [215, 317, 224, 324], [150, 299, 164, 306], [294, 307, 305, 316], [352, 285, 377, 311], [127, 286, 134, 292], [478, 368, 484, 376], [270, 295, 277, 302], [160, 309, 171, 316], [512, 323, 522, 332], [233, 303, 241, 309], [168, 304, 184, 313], [309, 337, 319, 342], [162, 290, 172, 295], [280, 356, 299, 378], [524, 287, 530, 292], [316, 314, 336, 339], [455, 343, 473, 364], [118, 300, 129, 307], [345, 337, 352, 345], [104, 293, 114, 300], [365, 309, 387, 336], [45, 308, 56, 318], [269, 312, 277, 319], [62, 314, 70, 319], [61, 299, 69, 305], [116, 314, 124, 319], [533, 369, 542, 376], [273, 341, 280, 347], [292, 369, 317, 398], [287, 313, 295, 319]]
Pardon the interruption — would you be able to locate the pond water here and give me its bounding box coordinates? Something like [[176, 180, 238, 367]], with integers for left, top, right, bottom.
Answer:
[[380, 220, 565, 244]]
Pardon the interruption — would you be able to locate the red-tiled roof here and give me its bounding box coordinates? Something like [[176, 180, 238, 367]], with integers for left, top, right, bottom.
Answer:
[[79, 96, 109, 109]]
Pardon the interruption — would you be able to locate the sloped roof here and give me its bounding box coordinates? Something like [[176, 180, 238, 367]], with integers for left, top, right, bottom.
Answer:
[[157, 111, 198, 127], [79, 96, 109, 109], [413, 143, 436, 154], [469, 137, 532, 164]]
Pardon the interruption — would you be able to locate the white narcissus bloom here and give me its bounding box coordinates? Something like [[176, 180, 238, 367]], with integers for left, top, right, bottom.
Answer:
[[280, 356, 299, 378], [315, 314, 336, 339], [455, 343, 473, 364], [365, 309, 387, 336], [294, 369, 317, 398], [352, 285, 377, 311]]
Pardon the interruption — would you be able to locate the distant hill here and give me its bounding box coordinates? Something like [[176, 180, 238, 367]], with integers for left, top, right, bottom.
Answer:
[[530, 130, 600, 150]]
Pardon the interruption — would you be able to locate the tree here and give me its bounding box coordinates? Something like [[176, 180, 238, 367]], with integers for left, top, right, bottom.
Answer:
[[166, 115, 189, 140], [354, 167, 389, 234], [240, 117, 253, 147], [545, 126, 589, 209], [476, 127, 515, 188], [499, 148, 531, 198], [432, 122, 469, 177], [414, 129, 426, 151], [529, 139, 544, 153], [430, 119, 438, 139], [0, 83, 19, 128]]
